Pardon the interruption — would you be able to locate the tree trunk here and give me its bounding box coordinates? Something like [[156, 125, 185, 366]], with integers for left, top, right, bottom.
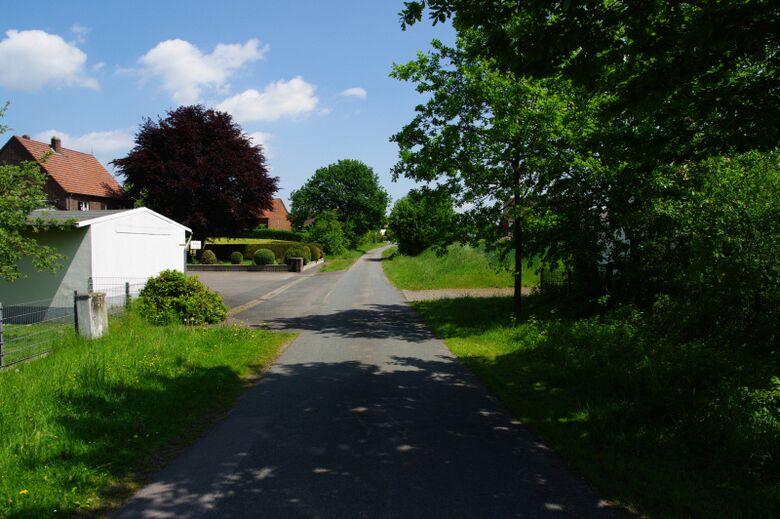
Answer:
[[512, 162, 522, 319]]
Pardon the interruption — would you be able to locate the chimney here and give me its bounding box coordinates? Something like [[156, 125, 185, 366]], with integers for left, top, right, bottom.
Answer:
[[51, 136, 62, 153], [22, 134, 30, 139]]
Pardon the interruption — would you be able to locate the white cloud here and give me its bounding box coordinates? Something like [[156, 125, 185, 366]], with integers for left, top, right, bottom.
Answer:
[[33, 129, 134, 157], [340, 87, 367, 99], [216, 77, 319, 122], [0, 29, 98, 91], [247, 131, 274, 158], [137, 38, 267, 104], [70, 23, 91, 44]]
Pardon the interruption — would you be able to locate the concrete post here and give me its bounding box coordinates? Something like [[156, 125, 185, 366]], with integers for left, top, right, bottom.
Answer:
[[75, 292, 109, 340]]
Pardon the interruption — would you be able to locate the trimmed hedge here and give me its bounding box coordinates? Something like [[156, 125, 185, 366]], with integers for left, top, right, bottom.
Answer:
[[310, 244, 323, 261], [230, 251, 243, 264], [284, 245, 309, 265], [204, 241, 322, 264], [251, 227, 304, 242]]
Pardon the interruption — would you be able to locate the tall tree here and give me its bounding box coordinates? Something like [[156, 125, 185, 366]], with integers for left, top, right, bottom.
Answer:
[[0, 103, 63, 282], [401, 1, 780, 162], [113, 105, 277, 240], [388, 187, 457, 256], [289, 159, 390, 247], [390, 40, 592, 315]]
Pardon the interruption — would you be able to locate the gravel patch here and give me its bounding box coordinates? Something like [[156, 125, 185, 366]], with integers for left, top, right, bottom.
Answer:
[[402, 287, 535, 301]]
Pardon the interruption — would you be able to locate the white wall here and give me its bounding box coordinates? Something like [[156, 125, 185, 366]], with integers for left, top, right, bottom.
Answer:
[[89, 210, 187, 286]]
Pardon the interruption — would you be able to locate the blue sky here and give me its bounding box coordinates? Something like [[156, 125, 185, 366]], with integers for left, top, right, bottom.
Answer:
[[0, 1, 454, 208]]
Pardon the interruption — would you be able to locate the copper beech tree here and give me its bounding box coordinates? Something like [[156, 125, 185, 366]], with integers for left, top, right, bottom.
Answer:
[[113, 105, 278, 240]]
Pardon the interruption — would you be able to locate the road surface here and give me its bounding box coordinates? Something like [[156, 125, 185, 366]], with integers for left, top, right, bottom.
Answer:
[[116, 247, 625, 518]]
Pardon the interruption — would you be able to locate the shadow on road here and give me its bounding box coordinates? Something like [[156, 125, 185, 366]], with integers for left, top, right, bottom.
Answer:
[[115, 355, 627, 518], [256, 303, 435, 343]]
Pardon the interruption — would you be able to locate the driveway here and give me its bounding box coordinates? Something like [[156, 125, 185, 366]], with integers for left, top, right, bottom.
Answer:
[[190, 270, 302, 310], [119, 248, 626, 518]]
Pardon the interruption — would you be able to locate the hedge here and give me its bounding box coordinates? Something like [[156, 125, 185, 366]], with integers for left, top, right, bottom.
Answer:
[[203, 241, 322, 264], [251, 228, 305, 242]]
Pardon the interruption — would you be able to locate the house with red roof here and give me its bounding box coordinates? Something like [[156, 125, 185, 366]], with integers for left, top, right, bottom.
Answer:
[[257, 197, 292, 231], [0, 135, 128, 211]]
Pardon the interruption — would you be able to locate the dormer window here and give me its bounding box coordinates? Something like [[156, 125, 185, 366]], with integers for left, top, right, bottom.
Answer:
[[78, 201, 89, 211]]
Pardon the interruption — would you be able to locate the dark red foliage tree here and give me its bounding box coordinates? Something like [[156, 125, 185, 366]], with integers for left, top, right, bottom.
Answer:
[[113, 105, 277, 240]]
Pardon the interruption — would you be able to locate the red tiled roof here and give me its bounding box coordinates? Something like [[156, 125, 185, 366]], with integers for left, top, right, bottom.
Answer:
[[259, 198, 288, 218], [14, 136, 123, 198]]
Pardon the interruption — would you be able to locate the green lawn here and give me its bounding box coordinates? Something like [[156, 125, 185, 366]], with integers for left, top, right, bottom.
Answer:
[[412, 296, 780, 518], [381, 244, 540, 290], [0, 310, 295, 517], [320, 241, 388, 272]]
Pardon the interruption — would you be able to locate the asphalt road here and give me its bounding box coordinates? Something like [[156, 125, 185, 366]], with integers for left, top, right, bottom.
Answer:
[[117, 247, 626, 518]]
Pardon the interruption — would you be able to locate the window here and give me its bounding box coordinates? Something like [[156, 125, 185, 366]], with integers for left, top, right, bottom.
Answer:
[[78, 201, 89, 211]]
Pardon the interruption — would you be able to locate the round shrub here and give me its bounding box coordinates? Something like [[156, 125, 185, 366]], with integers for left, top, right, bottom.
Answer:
[[284, 245, 308, 264], [302, 245, 312, 263], [201, 249, 218, 264], [254, 248, 276, 265], [230, 251, 243, 264], [138, 270, 227, 325], [309, 243, 323, 261]]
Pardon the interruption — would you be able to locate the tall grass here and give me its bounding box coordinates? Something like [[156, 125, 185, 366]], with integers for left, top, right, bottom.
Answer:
[[0, 310, 294, 517], [382, 244, 540, 290], [413, 295, 780, 518]]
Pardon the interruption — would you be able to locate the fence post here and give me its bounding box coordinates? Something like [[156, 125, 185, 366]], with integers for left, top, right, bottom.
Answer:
[[0, 302, 4, 368], [125, 282, 130, 308], [73, 290, 79, 335]]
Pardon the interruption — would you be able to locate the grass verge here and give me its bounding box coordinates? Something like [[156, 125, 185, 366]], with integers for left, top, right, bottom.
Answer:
[[412, 295, 780, 518], [382, 244, 540, 290], [0, 310, 295, 517], [321, 241, 388, 273]]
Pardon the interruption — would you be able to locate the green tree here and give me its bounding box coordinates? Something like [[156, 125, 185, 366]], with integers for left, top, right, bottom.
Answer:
[[289, 159, 390, 247], [304, 210, 347, 256], [388, 188, 456, 256], [391, 40, 593, 314], [0, 104, 63, 282]]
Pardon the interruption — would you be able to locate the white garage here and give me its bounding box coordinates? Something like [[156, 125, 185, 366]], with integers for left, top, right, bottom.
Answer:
[[0, 207, 191, 308]]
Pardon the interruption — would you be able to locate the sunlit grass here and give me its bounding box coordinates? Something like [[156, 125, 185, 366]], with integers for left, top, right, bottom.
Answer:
[[381, 244, 540, 290], [0, 310, 294, 517]]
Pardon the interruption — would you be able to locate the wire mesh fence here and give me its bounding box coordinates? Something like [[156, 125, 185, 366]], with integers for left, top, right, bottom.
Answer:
[[1, 277, 149, 368], [0, 293, 75, 367]]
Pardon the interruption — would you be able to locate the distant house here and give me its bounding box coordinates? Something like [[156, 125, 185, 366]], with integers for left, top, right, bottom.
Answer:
[[0, 135, 128, 211], [0, 208, 190, 307], [257, 198, 292, 231]]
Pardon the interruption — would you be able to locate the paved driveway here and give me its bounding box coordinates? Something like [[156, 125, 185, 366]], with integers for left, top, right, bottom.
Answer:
[[119, 249, 627, 518], [189, 270, 300, 310]]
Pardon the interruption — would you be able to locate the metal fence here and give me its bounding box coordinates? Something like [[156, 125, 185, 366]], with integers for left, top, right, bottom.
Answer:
[[539, 267, 572, 293], [0, 277, 148, 368]]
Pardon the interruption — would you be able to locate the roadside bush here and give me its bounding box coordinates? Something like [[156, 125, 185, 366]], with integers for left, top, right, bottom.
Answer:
[[230, 251, 243, 264], [253, 248, 276, 265], [309, 243, 323, 261], [302, 245, 312, 263], [304, 210, 347, 255], [201, 249, 218, 264], [284, 245, 308, 264], [138, 270, 227, 325]]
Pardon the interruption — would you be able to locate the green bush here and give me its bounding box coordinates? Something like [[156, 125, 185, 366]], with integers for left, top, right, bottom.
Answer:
[[388, 188, 456, 255], [309, 243, 323, 261], [230, 251, 243, 264], [253, 248, 276, 265], [284, 245, 308, 264], [205, 241, 320, 264], [138, 270, 227, 325], [201, 249, 218, 264], [302, 245, 312, 263]]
